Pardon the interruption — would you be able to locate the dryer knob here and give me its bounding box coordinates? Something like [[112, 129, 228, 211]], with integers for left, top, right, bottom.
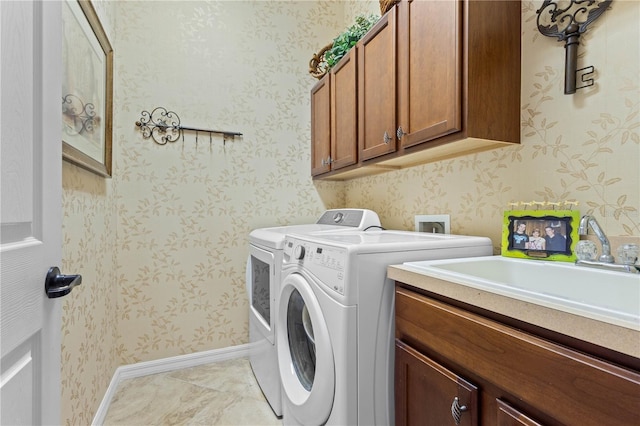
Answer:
[[293, 245, 305, 260]]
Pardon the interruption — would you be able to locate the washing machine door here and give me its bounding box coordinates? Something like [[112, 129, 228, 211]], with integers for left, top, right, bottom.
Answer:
[[278, 272, 335, 425]]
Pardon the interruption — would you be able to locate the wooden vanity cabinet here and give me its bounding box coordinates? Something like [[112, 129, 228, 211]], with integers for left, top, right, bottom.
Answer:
[[311, 49, 358, 176], [395, 285, 640, 426]]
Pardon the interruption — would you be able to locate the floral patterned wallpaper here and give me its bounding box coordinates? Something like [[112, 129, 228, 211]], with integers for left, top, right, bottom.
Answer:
[[61, 163, 118, 425], [60, 0, 638, 424], [113, 0, 345, 363], [61, 1, 118, 423]]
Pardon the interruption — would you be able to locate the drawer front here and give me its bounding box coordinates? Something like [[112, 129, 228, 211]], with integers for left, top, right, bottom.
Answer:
[[395, 287, 640, 425]]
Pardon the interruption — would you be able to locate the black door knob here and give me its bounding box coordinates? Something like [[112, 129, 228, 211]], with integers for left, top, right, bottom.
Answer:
[[44, 267, 82, 298]]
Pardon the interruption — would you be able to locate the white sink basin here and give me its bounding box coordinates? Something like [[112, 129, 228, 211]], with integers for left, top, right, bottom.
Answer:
[[403, 256, 640, 330]]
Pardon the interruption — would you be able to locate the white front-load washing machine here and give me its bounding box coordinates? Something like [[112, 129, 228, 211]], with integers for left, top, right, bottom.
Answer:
[[277, 230, 493, 425], [246, 209, 380, 417]]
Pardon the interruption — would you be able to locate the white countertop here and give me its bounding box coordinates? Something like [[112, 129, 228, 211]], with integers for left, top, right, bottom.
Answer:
[[388, 264, 640, 359]]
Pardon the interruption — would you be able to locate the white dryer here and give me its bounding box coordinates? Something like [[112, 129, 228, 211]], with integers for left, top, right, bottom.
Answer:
[[246, 209, 380, 417], [277, 230, 493, 425]]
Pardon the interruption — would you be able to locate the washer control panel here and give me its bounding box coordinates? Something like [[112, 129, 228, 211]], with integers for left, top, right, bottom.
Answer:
[[315, 208, 380, 229], [284, 237, 348, 295]]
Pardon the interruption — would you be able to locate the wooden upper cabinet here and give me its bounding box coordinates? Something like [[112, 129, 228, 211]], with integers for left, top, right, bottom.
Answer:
[[397, 0, 462, 149], [395, 0, 520, 151], [311, 75, 331, 176], [358, 8, 397, 162], [330, 48, 358, 170], [464, 0, 521, 143], [312, 0, 521, 179]]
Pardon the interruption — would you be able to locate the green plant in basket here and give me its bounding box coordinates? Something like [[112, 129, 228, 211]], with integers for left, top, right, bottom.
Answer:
[[325, 14, 379, 70]]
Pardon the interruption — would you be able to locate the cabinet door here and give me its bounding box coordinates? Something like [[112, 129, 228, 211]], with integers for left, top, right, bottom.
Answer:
[[397, 0, 462, 149], [330, 48, 357, 170], [311, 75, 331, 176], [496, 400, 544, 426], [358, 8, 397, 161], [396, 340, 478, 426]]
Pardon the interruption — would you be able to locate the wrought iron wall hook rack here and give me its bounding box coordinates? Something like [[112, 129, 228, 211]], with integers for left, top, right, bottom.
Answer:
[[135, 107, 242, 146], [536, 0, 612, 95]]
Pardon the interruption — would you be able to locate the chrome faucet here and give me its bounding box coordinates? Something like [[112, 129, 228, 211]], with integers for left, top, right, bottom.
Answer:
[[578, 215, 614, 263]]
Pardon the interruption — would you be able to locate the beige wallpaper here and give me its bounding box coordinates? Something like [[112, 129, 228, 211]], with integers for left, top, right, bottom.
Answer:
[[61, 0, 118, 424], [60, 0, 639, 424], [112, 0, 344, 365], [61, 163, 118, 425]]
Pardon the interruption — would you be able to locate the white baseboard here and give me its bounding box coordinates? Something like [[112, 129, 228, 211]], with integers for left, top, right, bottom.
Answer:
[[91, 343, 250, 425]]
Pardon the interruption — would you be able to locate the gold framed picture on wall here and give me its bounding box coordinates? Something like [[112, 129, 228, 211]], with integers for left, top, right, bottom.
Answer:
[[62, 0, 113, 177]]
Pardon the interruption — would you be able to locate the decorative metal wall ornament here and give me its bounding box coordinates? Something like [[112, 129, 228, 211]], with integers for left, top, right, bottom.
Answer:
[[135, 107, 242, 146], [62, 94, 98, 136], [536, 0, 613, 94]]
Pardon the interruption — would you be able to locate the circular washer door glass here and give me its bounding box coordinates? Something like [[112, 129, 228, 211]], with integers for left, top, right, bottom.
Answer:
[[286, 289, 316, 391]]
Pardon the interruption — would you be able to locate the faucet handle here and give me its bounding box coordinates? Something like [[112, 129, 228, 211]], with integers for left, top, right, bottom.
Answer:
[[617, 244, 639, 265], [576, 240, 598, 261]]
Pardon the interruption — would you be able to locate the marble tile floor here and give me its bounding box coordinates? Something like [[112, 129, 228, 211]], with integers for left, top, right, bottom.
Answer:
[[103, 358, 283, 426]]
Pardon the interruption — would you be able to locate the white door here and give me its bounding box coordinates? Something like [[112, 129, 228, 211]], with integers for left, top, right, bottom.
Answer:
[[1, 1, 63, 424]]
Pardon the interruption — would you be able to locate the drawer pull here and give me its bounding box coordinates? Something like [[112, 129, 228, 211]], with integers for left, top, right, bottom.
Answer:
[[451, 396, 468, 425]]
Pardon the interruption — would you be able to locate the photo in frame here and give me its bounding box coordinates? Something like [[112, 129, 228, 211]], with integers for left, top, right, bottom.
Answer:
[[501, 210, 580, 262], [62, 0, 113, 177]]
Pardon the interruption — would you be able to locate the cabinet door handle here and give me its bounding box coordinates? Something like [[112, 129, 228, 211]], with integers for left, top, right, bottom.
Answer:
[[383, 131, 392, 144], [451, 396, 468, 425], [396, 126, 406, 140]]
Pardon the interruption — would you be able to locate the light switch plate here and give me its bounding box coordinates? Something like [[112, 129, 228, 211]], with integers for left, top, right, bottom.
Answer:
[[415, 214, 450, 234]]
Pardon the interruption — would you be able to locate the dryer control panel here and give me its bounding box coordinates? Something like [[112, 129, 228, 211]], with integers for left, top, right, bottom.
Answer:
[[283, 237, 348, 295]]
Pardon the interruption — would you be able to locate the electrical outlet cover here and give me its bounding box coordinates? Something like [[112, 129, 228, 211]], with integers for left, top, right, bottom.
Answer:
[[415, 215, 450, 234]]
